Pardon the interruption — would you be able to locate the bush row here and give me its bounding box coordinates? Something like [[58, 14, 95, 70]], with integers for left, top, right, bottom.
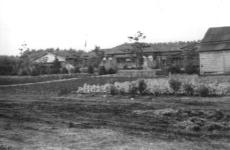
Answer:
[[77, 78, 230, 97]]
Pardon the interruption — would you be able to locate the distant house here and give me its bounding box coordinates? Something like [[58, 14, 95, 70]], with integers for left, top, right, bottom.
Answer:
[[199, 26, 230, 75], [102, 42, 189, 71], [33, 52, 74, 73], [34, 52, 65, 63]]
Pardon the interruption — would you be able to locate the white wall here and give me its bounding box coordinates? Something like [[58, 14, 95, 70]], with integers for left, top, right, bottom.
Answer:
[[35, 53, 65, 63], [200, 50, 230, 74]]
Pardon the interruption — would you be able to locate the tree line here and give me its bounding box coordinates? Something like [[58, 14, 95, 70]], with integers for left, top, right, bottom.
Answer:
[[0, 47, 105, 75]]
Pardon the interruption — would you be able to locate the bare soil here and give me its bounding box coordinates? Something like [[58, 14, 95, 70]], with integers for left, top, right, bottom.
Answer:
[[0, 94, 230, 150]]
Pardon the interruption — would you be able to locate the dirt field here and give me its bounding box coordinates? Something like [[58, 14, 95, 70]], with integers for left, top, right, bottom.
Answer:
[[0, 93, 230, 150]]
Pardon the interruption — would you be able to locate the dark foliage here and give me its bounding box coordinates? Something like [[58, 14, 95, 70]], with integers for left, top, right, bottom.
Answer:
[[169, 79, 182, 93], [50, 58, 61, 74], [197, 85, 209, 97], [123, 65, 128, 70], [61, 68, 69, 74], [87, 46, 104, 68], [98, 66, 106, 75], [119, 88, 126, 95], [73, 67, 81, 73], [0, 56, 18, 75], [138, 80, 147, 95], [87, 65, 94, 74], [168, 65, 182, 74], [185, 63, 199, 74], [183, 45, 199, 74], [183, 83, 194, 96], [31, 68, 40, 76], [110, 84, 119, 95], [107, 68, 117, 74], [129, 84, 138, 97]]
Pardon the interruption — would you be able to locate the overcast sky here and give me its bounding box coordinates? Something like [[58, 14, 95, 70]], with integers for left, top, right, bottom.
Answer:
[[0, 0, 230, 55]]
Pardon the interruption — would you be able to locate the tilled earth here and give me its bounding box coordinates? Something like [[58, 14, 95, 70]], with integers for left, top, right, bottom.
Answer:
[[0, 94, 230, 150]]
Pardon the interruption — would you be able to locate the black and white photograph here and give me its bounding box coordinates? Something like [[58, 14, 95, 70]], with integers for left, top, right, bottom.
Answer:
[[0, 0, 230, 149]]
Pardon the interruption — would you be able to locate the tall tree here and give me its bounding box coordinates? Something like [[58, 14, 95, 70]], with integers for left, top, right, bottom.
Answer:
[[51, 57, 61, 74], [128, 31, 148, 68], [88, 46, 104, 68]]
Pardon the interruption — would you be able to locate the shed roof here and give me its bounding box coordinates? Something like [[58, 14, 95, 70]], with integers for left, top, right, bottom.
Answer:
[[199, 26, 230, 52]]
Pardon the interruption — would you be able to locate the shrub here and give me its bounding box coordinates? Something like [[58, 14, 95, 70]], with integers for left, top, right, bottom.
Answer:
[[31, 68, 40, 76], [197, 85, 209, 97], [129, 83, 138, 97], [87, 65, 94, 74], [123, 65, 128, 70], [99, 66, 106, 75], [19, 69, 30, 75], [119, 88, 126, 95], [138, 80, 147, 95], [0, 145, 14, 150], [61, 68, 69, 74], [110, 84, 118, 95], [183, 83, 194, 96], [169, 78, 182, 94], [107, 67, 117, 74], [74, 67, 80, 73], [0, 56, 18, 75], [168, 65, 181, 74], [185, 64, 199, 74], [51, 58, 61, 74]]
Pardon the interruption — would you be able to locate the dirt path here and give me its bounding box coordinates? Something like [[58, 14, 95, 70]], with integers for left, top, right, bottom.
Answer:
[[0, 77, 82, 87]]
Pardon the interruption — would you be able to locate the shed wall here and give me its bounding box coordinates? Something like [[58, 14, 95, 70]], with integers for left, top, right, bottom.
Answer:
[[200, 50, 230, 74]]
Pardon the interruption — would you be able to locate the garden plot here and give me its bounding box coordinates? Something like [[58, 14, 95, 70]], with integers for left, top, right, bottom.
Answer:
[[133, 108, 230, 133]]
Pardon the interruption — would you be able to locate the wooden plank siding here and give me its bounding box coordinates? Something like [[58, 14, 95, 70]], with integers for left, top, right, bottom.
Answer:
[[200, 51, 230, 75], [223, 51, 230, 73]]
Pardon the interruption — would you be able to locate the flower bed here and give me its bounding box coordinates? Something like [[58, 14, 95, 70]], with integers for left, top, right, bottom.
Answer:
[[77, 76, 230, 97]]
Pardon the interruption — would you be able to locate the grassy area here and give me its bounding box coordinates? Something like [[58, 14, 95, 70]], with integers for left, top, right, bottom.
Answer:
[[0, 93, 230, 150], [0, 73, 90, 85], [2, 74, 230, 96], [2, 74, 230, 86], [171, 74, 230, 83], [0, 76, 141, 96]]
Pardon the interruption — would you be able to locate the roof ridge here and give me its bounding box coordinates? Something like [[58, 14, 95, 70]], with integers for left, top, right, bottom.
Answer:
[[201, 40, 230, 44]]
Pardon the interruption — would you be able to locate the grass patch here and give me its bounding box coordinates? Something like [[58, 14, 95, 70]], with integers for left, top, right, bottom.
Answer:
[[0, 76, 141, 96], [0, 73, 90, 85]]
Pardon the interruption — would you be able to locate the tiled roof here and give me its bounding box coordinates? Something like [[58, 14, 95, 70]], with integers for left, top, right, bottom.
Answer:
[[104, 42, 189, 55]]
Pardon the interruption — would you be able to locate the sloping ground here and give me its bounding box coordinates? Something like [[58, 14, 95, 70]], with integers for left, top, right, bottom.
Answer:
[[0, 76, 140, 96], [0, 94, 230, 150], [0, 73, 90, 85]]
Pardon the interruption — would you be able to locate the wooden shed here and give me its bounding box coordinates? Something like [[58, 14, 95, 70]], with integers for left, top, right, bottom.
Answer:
[[199, 26, 230, 75]]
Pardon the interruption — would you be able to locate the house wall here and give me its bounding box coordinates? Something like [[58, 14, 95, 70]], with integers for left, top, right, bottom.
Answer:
[[104, 51, 184, 70], [200, 50, 230, 75]]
